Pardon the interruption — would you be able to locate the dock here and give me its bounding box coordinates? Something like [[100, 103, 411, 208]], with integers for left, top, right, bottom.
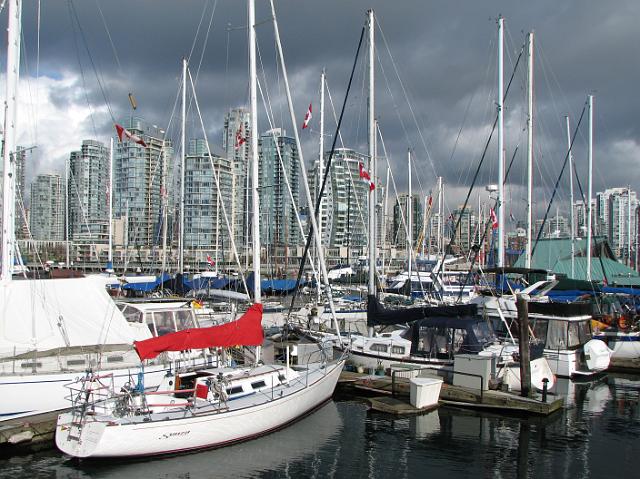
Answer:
[[338, 371, 564, 416], [0, 410, 62, 456], [608, 357, 640, 373]]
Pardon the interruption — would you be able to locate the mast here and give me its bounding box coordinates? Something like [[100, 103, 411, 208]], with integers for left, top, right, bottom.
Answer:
[[318, 69, 325, 294], [178, 57, 187, 274], [367, 9, 376, 296], [407, 149, 412, 290], [269, 0, 341, 341], [437, 176, 443, 256], [108, 137, 114, 268], [249, 0, 260, 304], [497, 15, 505, 267], [2, 0, 22, 282], [525, 31, 534, 269], [566, 116, 575, 278], [586, 94, 593, 281]]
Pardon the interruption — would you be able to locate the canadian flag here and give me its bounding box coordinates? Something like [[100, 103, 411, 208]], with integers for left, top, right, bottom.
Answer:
[[235, 123, 246, 150], [490, 208, 498, 229], [427, 194, 433, 208], [301, 103, 312, 129], [115, 124, 148, 148], [358, 162, 375, 191], [206, 254, 215, 267]]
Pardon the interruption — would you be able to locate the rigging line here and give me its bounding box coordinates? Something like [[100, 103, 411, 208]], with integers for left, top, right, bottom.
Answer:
[[531, 100, 587, 257], [94, 0, 121, 74], [193, 0, 219, 87], [66, 1, 99, 138], [188, 0, 212, 64], [449, 41, 525, 248], [188, 67, 250, 298], [569, 151, 610, 287], [287, 25, 366, 318], [35, 0, 40, 148], [455, 144, 520, 303], [68, 0, 115, 123], [376, 18, 437, 179]]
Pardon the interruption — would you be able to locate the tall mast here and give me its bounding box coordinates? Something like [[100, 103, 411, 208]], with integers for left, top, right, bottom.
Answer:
[[586, 95, 593, 281], [525, 31, 534, 269], [108, 137, 114, 268], [268, 0, 341, 341], [249, 0, 260, 304], [178, 57, 187, 274], [2, 0, 22, 282], [367, 9, 376, 296], [437, 176, 443, 256], [566, 116, 575, 278], [318, 69, 325, 285], [497, 16, 505, 267], [407, 149, 412, 287]]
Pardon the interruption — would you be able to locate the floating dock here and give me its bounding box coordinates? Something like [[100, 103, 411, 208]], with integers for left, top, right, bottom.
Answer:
[[338, 371, 564, 416], [0, 410, 62, 456]]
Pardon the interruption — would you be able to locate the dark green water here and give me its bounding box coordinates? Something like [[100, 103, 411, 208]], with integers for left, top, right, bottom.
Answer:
[[1, 373, 638, 478]]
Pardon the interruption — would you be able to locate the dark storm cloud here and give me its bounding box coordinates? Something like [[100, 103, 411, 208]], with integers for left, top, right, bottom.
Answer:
[[12, 0, 640, 214]]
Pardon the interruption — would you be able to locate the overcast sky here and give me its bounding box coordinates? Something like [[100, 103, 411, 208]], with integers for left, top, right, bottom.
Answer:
[[4, 0, 640, 219]]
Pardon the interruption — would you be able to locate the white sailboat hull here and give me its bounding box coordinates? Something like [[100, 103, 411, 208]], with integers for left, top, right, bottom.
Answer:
[[55, 360, 345, 458]]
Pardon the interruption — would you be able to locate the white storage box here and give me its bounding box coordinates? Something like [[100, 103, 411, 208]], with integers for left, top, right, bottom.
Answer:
[[453, 354, 495, 391], [410, 377, 443, 409]]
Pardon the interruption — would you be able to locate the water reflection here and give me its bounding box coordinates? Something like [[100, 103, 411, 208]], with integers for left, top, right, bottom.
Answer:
[[0, 375, 638, 479]]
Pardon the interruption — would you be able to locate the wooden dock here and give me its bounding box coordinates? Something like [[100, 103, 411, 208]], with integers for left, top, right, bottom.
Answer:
[[608, 357, 640, 374], [0, 410, 62, 456], [338, 371, 564, 416]]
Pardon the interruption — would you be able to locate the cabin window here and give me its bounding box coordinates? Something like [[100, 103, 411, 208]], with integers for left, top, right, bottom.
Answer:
[[153, 311, 175, 336], [370, 343, 388, 353], [452, 329, 468, 354], [531, 319, 548, 344], [175, 310, 195, 331], [251, 380, 266, 389], [120, 305, 143, 324], [391, 345, 405, 355], [226, 386, 244, 395], [546, 320, 567, 349], [578, 321, 592, 345], [567, 323, 581, 348], [472, 322, 495, 348]]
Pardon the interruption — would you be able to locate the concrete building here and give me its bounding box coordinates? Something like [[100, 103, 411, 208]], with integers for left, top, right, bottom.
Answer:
[[14, 146, 28, 239], [30, 173, 64, 240], [223, 108, 251, 251], [182, 139, 233, 253], [392, 194, 423, 250], [113, 118, 173, 248], [258, 129, 300, 248], [68, 140, 109, 243]]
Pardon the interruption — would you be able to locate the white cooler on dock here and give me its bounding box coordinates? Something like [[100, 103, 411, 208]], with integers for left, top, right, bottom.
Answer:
[[410, 377, 443, 409]]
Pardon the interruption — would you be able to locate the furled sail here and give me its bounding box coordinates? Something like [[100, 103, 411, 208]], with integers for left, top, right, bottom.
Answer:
[[134, 303, 264, 360]]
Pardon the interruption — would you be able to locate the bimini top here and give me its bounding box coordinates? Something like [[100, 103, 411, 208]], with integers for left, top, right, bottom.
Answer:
[[367, 295, 477, 327]]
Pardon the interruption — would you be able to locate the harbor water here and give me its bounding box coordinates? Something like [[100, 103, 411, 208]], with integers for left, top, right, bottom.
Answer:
[[1, 373, 637, 478]]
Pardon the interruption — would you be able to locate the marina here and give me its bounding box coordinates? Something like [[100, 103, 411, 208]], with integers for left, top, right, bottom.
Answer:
[[1, 0, 640, 477]]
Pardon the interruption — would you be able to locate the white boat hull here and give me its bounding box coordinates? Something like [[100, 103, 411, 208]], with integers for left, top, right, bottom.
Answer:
[[55, 360, 344, 458]]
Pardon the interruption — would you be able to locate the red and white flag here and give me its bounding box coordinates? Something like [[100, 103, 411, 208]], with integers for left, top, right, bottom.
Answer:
[[490, 208, 498, 229], [235, 123, 246, 150], [206, 254, 215, 267], [301, 103, 312, 129], [358, 162, 375, 191], [115, 124, 148, 148], [427, 194, 433, 208]]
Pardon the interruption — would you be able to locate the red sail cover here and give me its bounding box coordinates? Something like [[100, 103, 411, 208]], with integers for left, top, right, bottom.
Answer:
[[134, 303, 264, 361]]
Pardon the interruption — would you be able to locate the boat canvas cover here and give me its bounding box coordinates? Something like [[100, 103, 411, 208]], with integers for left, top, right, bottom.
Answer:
[[0, 277, 136, 356], [367, 295, 477, 326], [134, 303, 264, 360]]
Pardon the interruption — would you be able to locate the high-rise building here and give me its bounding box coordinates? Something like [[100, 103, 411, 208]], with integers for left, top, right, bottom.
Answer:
[[183, 139, 233, 250], [392, 194, 423, 249], [258, 129, 299, 247], [68, 140, 109, 243], [223, 108, 251, 250], [449, 205, 477, 253], [309, 148, 370, 250], [113, 118, 173, 248], [30, 173, 64, 240]]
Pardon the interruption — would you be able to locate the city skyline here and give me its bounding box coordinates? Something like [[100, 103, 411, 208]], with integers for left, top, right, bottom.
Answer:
[[3, 0, 640, 225]]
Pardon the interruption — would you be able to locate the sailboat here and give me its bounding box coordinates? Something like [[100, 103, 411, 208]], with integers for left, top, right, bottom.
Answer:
[[55, 0, 345, 458], [0, 2, 223, 421]]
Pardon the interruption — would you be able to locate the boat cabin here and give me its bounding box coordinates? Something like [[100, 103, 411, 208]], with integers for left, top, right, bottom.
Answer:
[[117, 301, 200, 337]]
